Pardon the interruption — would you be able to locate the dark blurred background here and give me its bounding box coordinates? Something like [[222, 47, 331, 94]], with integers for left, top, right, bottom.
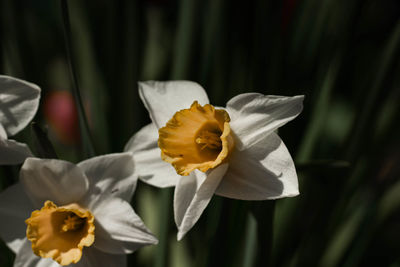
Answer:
[[1, 0, 400, 266]]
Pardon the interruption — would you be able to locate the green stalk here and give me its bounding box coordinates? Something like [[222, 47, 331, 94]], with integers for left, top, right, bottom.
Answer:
[[171, 0, 197, 79], [199, 0, 224, 84], [242, 212, 257, 267], [60, 0, 96, 158], [252, 201, 276, 267], [154, 189, 173, 267]]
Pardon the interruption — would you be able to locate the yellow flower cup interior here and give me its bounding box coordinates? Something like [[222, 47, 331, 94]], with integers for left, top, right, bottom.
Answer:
[[25, 200, 95, 266], [158, 101, 234, 176]]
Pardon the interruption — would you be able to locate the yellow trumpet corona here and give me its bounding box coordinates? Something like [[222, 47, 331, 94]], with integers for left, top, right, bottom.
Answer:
[[158, 101, 235, 176], [25, 200, 95, 266]]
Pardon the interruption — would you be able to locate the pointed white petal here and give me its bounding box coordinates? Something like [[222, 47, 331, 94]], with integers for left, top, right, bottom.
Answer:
[[215, 132, 299, 200], [174, 164, 228, 240], [226, 93, 304, 149], [124, 123, 158, 152], [124, 123, 180, 188], [78, 153, 137, 206], [0, 184, 34, 253], [92, 197, 158, 254], [0, 137, 32, 165], [139, 81, 209, 128], [20, 158, 89, 207], [0, 75, 40, 136], [75, 247, 127, 267], [14, 239, 59, 267]]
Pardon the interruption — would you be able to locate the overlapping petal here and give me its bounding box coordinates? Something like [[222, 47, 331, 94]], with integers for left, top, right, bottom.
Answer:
[[215, 132, 299, 200], [139, 81, 209, 128], [0, 183, 34, 253], [78, 153, 137, 206], [0, 138, 33, 165], [91, 197, 158, 254], [174, 164, 228, 240], [226, 93, 304, 149], [124, 123, 180, 188], [20, 158, 89, 207], [0, 75, 41, 137]]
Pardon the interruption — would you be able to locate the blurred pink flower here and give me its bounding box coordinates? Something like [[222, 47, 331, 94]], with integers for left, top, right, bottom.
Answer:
[[44, 91, 80, 145]]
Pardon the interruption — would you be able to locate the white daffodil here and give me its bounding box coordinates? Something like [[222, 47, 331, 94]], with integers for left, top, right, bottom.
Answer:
[[0, 75, 41, 165], [125, 81, 304, 240], [0, 152, 158, 267]]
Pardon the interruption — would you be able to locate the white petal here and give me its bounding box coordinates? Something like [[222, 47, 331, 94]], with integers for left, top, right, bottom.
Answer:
[[14, 239, 59, 267], [139, 81, 209, 128], [124, 123, 158, 152], [75, 247, 127, 267], [215, 132, 299, 200], [124, 123, 180, 188], [92, 197, 158, 254], [77, 153, 137, 206], [174, 164, 228, 240], [0, 75, 40, 136], [20, 158, 89, 207], [0, 183, 34, 253], [226, 93, 304, 149], [0, 137, 33, 165], [0, 123, 6, 138]]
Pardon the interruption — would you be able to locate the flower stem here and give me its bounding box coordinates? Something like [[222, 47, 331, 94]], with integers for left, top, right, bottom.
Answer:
[[154, 189, 173, 267], [171, 0, 197, 79], [60, 0, 96, 158], [242, 212, 257, 267], [252, 201, 276, 267]]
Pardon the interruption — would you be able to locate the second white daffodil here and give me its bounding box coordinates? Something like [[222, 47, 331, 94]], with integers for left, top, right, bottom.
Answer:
[[125, 81, 304, 240], [0, 152, 157, 267], [0, 75, 41, 165]]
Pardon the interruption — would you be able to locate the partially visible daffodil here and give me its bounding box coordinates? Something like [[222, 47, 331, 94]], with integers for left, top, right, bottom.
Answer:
[[125, 81, 304, 240], [0, 152, 158, 266], [0, 75, 40, 165]]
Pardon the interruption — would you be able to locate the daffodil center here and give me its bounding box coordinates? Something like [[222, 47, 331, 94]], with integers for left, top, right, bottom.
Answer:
[[196, 129, 222, 150], [61, 214, 86, 232], [158, 101, 234, 176], [25, 200, 95, 266]]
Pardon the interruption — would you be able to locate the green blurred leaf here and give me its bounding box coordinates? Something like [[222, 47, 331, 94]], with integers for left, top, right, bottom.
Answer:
[[30, 123, 58, 159], [296, 159, 350, 172], [60, 0, 96, 158]]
